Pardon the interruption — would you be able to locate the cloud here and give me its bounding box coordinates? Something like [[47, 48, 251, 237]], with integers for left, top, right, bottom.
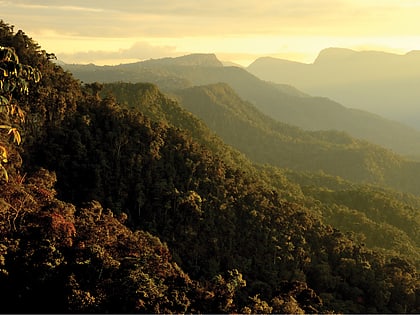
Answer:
[[11, 2, 104, 13], [57, 41, 181, 64], [4, 0, 420, 39]]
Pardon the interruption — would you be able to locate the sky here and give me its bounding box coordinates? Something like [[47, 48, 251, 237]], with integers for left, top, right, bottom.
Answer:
[[2, 0, 420, 66]]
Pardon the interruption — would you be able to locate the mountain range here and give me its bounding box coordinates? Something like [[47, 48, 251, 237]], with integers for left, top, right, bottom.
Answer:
[[247, 47, 420, 130], [63, 53, 420, 158]]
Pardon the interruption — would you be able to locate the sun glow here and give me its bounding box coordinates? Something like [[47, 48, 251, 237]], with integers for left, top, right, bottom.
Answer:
[[2, 0, 420, 65]]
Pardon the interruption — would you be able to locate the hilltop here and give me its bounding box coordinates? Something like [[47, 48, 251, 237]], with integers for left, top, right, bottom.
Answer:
[[130, 53, 224, 67]]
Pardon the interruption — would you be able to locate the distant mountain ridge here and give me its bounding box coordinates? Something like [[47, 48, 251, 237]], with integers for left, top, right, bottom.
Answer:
[[247, 47, 420, 129], [139, 53, 223, 67], [64, 54, 420, 157]]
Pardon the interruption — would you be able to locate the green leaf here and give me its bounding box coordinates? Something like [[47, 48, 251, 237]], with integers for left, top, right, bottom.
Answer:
[[0, 67, 8, 77], [0, 165, 8, 182], [0, 96, 7, 106], [33, 69, 41, 83]]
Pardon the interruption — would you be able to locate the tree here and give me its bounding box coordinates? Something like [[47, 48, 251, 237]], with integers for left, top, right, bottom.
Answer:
[[0, 45, 40, 181]]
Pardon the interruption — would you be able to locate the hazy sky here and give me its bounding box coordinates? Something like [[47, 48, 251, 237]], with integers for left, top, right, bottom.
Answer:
[[2, 0, 420, 65]]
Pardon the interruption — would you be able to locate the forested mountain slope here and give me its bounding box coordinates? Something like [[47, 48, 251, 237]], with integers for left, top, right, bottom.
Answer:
[[102, 81, 420, 268], [103, 82, 420, 196], [64, 55, 420, 157], [174, 83, 420, 194], [0, 20, 419, 313], [266, 167, 420, 268], [31, 78, 420, 314]]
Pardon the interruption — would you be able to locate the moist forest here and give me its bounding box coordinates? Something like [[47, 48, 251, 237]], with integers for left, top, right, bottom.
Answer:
[[0, 21, 419, 313]]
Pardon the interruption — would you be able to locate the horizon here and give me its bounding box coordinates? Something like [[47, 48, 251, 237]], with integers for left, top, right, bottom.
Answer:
[[2, 1, 420, 66], [56, 46, 420, 68]]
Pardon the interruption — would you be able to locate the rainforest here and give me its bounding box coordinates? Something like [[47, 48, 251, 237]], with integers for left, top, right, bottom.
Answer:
[[0, 21, 419, 313]]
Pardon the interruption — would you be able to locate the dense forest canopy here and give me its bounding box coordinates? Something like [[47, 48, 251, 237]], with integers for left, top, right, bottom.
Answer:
[[0, 20, 419, 313]]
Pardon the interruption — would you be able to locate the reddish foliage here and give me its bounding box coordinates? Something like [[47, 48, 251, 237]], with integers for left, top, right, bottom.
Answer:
[[49, 212, 76, 247]]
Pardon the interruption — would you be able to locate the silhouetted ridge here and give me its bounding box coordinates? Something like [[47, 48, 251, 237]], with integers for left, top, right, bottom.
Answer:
[[313, 47, 357, 64], [142, 53, 223, 67], [248, 47, 420, 130]]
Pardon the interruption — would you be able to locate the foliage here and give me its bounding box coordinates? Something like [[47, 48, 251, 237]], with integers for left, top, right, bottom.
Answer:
[[0, 169, 202, 313], [277, 169, 420, 267], [0, 44, 40, 182]]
